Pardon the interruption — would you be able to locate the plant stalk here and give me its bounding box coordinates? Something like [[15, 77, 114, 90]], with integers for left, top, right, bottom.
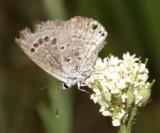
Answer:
[[119, 106, 138, 133]]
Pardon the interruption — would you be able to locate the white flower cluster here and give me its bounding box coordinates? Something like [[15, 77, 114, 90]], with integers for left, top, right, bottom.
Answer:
[[85, 52, 154, 127]]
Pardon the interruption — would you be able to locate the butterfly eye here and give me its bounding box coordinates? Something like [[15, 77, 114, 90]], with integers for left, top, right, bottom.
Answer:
[[63, 83, 69, 89]]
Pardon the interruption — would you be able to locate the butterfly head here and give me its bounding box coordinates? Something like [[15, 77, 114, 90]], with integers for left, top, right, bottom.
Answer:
[[62, 73, 85, 89]]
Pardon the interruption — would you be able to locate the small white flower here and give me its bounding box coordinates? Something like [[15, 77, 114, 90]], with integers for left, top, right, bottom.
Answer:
[[139, 63, 146, 73], [104, 92, 112, 102], [117, 109, 126, 119], [83, 52, 153, 127], [111, 88, 120, 94], [121, 94, 128, 103], [93, 88, 101, 95], [99, 106, 105, 112], [107, 55, 121, 66], [112, 119, 121, 127], [123, 52, 139, 63], [118, 79, 126, 89], [102, 110, 112, 116], [134, 90, 138, 95], [94, 58, 105, 70], [90, 94, 99, 103], [135, 95, 143, 104]]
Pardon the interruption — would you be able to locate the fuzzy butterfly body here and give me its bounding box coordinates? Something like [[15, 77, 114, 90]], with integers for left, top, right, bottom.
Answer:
[[15, 16, 107, 88]]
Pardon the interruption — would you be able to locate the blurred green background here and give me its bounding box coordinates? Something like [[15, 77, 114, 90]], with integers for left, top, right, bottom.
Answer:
[[0, 0, 160, 133]]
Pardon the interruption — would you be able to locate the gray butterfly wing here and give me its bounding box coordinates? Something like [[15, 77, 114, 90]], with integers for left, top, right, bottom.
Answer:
[[15, 20, 70, 83], [15, 16, 107, 86], [57, 16, 107, 77]]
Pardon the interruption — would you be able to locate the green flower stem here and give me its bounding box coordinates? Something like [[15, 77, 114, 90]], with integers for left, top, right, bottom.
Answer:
[[127, 106, 137, 132], [118, 123, 127, 133], [119, 106, 138, 133]]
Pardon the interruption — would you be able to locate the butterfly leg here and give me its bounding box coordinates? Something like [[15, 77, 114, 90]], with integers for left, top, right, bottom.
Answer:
[[77, 82, 91, 95]]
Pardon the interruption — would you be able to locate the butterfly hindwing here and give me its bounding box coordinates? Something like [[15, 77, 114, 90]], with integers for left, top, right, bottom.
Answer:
[[15, 21, 69, 83]]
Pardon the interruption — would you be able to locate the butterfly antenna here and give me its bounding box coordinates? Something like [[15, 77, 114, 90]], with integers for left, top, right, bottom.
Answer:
[[55, 84, 62, 118]]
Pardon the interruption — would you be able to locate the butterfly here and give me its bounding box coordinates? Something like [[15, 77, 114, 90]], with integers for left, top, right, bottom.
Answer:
[[15, 16, 107, 89]]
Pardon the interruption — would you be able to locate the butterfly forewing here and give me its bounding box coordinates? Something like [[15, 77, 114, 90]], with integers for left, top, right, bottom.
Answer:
[[70, 17, 107, 72]]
